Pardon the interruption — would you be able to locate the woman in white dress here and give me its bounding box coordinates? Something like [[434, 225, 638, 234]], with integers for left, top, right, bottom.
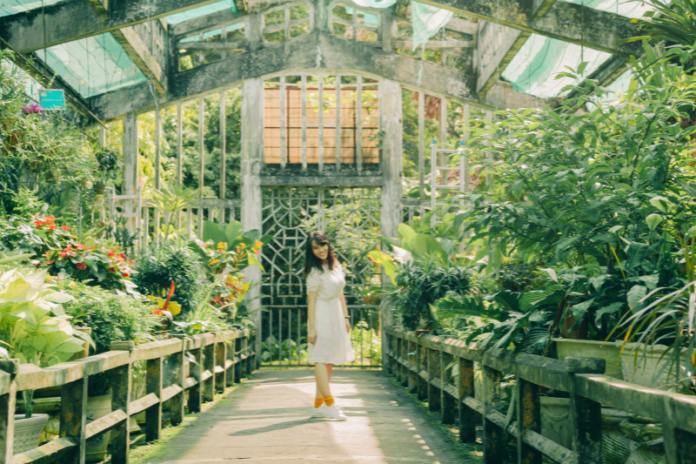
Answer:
[[304, 231, 355, 420]]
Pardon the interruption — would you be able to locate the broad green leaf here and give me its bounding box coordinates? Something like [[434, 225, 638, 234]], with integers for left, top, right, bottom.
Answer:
[[594, 302, 624, 326], [649, 196, 672, 213], [570, 298, 594, 321], [627, 285, 647, 312], [646, 213, 663, 231], [202, 221, 228, 246], [541, 268, 558, 283]]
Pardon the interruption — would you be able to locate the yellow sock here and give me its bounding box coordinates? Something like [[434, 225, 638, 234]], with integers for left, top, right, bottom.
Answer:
[[324, 395, 335, 407], [314, 398, 324, 408]]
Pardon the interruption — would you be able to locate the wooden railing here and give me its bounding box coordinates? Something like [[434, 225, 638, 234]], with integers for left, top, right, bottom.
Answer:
[[384, 327, 696, 464], [0, 329, 255, 464]]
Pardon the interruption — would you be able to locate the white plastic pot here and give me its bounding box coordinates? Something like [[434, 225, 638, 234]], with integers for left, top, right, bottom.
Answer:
[[13, 413, 49, 455], [86, 393, 112, 462]]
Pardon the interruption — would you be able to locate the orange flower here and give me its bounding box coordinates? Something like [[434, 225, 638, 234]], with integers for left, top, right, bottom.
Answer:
[[61, 225, 70, 231], [153, 308, 164, 316]]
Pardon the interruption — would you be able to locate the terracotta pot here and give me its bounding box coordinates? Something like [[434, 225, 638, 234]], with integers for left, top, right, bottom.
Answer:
[[561, 309, 589, 340]]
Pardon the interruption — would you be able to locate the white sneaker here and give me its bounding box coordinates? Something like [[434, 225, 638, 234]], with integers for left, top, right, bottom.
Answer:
[[311, 406, 323, 417], [317, 403, 347, 421]]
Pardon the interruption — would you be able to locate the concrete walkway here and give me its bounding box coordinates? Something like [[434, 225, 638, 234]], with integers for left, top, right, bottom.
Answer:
[[146, 369, 481, 464]]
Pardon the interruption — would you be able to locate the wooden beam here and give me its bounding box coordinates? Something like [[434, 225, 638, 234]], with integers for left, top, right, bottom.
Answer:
[[393, 39, 473, 49], [89, 33, 478, 120], [112, 26, 168, 93], [0, 0, 224, 54], [178, 42, 249, 50], [170, 9, 243, 37], [415, 0, 642, 56]]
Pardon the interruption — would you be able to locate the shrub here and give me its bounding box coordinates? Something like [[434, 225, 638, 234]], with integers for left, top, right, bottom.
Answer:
[[392, 260, 472, 331], [132, 243, 203, 315]]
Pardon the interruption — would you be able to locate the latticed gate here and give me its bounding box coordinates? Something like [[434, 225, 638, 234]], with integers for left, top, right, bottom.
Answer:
[[260, 187, 383, 367]]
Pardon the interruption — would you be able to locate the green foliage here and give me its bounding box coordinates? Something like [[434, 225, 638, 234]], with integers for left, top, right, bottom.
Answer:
[[132, 242, 203, 314], [0, 51, 96, 221], [0, 269, 88, 368], [391, 260, 472, 331], [1, 214, 135, 291]]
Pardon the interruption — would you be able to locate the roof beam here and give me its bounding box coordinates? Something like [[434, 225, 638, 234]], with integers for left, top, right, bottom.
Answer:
[[418, 0, 642, 56], [112, 25, 168, 93], [170, 9, 243, 37], [88, 33, 480, 120], [0, 0, 222, 54]]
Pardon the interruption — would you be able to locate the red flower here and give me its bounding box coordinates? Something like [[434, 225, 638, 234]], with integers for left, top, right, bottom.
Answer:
[[76, 262, 87, 270], [153, 308, 164, 316], [47, 224, 56, 231], [35, 263, 41, 268], [44, 260, 55, 265], [122, 272, 130, 278], [107, 251, 115, 257], [61, 225, 70, 231], [33, 220, 43, 227], [254, 248, 260, 255]]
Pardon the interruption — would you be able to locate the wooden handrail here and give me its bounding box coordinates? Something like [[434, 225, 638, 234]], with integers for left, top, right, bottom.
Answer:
[[0, 328, 256, 464], [385, 327, 696, 464]]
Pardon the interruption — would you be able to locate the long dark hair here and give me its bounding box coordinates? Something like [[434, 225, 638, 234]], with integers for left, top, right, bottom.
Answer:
[[303, 231, 336, 278]]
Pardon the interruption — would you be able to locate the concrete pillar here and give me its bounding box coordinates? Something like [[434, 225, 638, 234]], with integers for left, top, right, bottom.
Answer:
[[241, 77, 264, 364], [379, 78, 403, 373], [123, 112, 139, 232]]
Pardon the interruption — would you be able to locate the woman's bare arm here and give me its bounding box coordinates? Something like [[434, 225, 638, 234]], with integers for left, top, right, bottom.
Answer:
[[339, 292, 350, 332], [308, 291, 318, 344]]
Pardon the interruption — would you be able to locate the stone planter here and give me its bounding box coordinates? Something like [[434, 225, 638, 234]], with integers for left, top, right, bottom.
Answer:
[[13, 413, 49, 455], [86, 393, 112, 462], [540, 397, 573, 449], [620, 343, 688, 390], [554, 338, 624, 380]]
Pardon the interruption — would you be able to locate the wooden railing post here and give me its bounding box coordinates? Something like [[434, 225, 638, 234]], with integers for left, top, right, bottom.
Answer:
[[565, 357, 605, 464], [482, 365, 505, 463], [146, 356, 163, 441], [458, 357, 476, 443], [203, 342, 216, 402], [441, 350, 456, 424], [216, 341, 227, 393], [226, 335, 236, 387], [417, 343, 427, 401], [61, 377, 88, 464], [169, 338, 187, 426], [234, 338, 243, 382], [399, 337, 408, 387], [0, 360, 18, 464], [188, 348, 202, 413], [427, 347, 441, 412], [111, 362, 132, 464], [244, 336, 252, 376], [516, 377, 541, 464], [408, 340, 418, 394]]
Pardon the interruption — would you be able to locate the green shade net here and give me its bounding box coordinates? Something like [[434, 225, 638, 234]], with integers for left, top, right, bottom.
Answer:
[[0, 0, 65, 18], [411, 1, 453, 50], [41, 33, 146, 98], [501, 34, 612, 98], [350, 0, 397, 8], [167, 0, 237, 24]]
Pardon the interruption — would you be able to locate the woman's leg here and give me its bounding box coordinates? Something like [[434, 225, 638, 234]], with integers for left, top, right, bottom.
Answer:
[[314, 362, 332, 398], [327, 363, 333, 381]]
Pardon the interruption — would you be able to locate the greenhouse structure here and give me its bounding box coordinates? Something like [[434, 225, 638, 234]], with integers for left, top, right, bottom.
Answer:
[[1, 0, 696, 462]]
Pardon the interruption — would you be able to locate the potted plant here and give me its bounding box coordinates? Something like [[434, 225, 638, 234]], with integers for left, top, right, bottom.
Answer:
[[93, 149, 118, 194], [0, 269, 90, 454]]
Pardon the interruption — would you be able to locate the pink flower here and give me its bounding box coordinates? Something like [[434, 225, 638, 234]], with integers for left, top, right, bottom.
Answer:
[[21, 104, 42, 115]]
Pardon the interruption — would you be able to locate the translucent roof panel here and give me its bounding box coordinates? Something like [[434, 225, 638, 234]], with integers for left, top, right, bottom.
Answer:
[[0, 0, 65, 18], [166, 0, 237, 24], [563, 0, 654, 18], [41, 33, 146, 98], [502, 34, 612, 98]]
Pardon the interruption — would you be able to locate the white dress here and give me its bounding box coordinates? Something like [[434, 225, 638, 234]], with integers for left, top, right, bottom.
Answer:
[[307, 262, 355, 364]]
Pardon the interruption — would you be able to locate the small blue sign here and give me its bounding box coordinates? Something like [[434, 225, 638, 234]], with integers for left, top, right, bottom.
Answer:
[[39, 89, 66, 110]]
